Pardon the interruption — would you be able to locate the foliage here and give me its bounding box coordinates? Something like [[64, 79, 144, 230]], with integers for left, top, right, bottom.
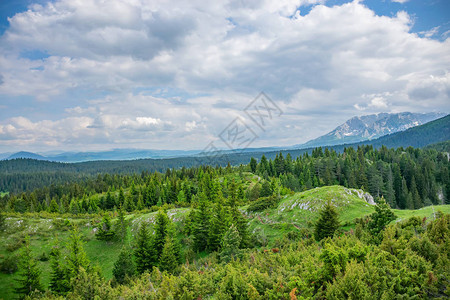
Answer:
[[367, 198, 397, 240], [95, 213, 115, 241], [14, 236, 43, 298], [112, 247, 136, 284], [133, 222, 155, 274], [314, 201, 340, 241], [220, 224, 241, 263]]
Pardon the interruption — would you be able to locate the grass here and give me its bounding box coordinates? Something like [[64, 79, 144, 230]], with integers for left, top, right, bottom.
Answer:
[[0, 185, 449, 299]]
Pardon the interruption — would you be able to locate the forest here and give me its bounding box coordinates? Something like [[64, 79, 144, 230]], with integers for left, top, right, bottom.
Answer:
[[0, 144, 449, 299]]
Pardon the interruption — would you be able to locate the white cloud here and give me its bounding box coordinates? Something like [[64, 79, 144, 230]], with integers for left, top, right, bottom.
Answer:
[[0, 0, 449, 151], [391, 0, 409, 3]]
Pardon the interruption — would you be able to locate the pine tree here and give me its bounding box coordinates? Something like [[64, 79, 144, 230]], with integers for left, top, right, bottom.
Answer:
[[208, 195, 229, 251], [250, 157, 257, 173], [66, 226, 91, 280], [96, 213, 115, 241], [113, 247, 136, 284], [124, 194, 135, 212], [105, 191, 115, 210], [314, 201, 340, 241], [260, 180, 272, 197], [367, 198, 396, 238], [15, 236, 42, 298], [159, 236, 179, 273], [115, 207, 128, 241], [134, 222, 155, 274], [136, 194, 145, 211], [152, 210, 170, 259], [117, 188, 125, 208], [0, 213, 5, 232], [48, 198, 60, 213], [220, 224, 241, 263], [192, 193, 210, 251], [49, 242, 69, 294]]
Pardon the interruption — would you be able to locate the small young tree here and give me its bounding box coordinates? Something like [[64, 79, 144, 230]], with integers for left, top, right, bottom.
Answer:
[[112, 247, 136, 284], [115, 207, 128, 241], [220, 224, 241, 263], [0, 213, 5, 232], [159, 236, 179, 273], [49, 243, 69, 295], [96, 213, 115, 241], [48, 198, 60, 213], [367, 197, 396, 238], [314, 201, 340, 241], [15, 236, 42, 298], [66, 226, 91, 280]]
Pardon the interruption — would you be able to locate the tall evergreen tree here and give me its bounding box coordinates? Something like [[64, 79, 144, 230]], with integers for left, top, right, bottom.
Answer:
[[113, 247, 136, 284], [208, 195, 229, 251], [49, 241, 69, 295], [220, 224, 241, 263], [192, 192, 210, 251], [314, 201, 340, 241], [66, 226, 91, 280], [152, 210, 170, 259], [15, 236, 42, 299], [159, 236, 179, 273], [115, 207, 128, 241], [134, 222, 155, 274]]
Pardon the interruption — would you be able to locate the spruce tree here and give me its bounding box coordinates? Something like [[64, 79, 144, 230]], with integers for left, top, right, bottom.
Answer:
[[66, 226, 91, 280], [134, 222, 155, 274], [367, 198, 396, 238], [113, 247, 136, 284], [220, 224, 241, 263], [115, 207, 128, 241], [15, 236, 42, 299], [208, 195, 229, 251], [49, 241, 69, 294], [48, 198, 60, 213], [314, 201, 340, 241], [192, 193, 210, 251], [152, 210, 170, 259], [159, 236, 179, 273], [96, 213, 115, 241], [250, 157, 257, 173]]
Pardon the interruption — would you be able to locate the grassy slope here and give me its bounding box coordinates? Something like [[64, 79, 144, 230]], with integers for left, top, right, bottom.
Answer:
[[1, 185, 449, 299]]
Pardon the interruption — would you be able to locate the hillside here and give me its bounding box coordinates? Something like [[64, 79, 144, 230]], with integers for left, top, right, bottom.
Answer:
[[365, 114, 450, 149], [298, 112, 446, 148], [1, 185, 448, 299]]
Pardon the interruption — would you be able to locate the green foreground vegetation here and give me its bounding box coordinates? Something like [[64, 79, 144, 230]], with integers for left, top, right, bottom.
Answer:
[[1, 185, 449, 299]]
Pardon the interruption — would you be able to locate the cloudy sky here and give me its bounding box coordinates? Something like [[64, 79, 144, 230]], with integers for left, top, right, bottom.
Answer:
[[0, 0, 449, 153]]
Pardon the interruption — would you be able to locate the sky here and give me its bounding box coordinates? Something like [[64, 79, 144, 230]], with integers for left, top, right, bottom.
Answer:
[[0, 0, 449, 153]]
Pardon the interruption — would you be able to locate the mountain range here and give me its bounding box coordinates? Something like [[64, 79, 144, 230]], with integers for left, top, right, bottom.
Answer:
[[2, 112, 448, 162]]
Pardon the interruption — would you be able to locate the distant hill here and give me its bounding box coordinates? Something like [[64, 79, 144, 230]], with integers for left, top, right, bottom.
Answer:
[[7, 151, 46, 160], [424, 140, 450, 153], [297, 112, 446, 148]]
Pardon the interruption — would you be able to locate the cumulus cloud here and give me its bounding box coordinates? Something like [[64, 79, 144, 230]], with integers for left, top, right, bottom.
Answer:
[[0, 0, 449, 151]]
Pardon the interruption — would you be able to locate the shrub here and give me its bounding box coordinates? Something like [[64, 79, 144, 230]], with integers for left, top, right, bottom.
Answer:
[[0, 255, 19, 274], [247, 195, 279, 212]]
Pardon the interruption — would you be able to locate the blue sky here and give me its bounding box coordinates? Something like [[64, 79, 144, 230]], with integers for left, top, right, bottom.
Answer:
[[0, 0, 449, 152]]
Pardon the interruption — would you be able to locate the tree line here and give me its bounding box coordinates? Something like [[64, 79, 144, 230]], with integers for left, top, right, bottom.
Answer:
[[1, 145, 449, 214]]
